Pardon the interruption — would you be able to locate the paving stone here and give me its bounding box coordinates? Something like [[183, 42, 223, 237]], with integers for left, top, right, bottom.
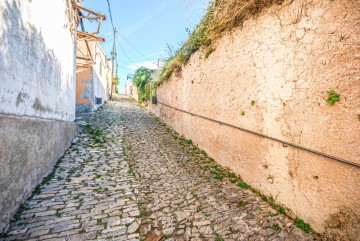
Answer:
[[52, 223, 80, 233], [193, 220, 211, 227], [67, 231, 97, 241], [0, 95, 315, 241], [6, 229, 27, 235], [128, 222, 140, 234], [29, 229, 49, 237], [34, 210, 56, 217]]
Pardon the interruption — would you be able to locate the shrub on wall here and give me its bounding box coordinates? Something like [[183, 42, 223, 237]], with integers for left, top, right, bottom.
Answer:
[[154, 0, 286, 87]]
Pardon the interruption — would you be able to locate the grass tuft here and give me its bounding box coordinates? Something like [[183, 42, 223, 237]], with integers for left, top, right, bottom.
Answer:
[[277, 206, 286, 214], [152, 0, 286, 89], [237, 201, 249, 207], [205, 47, 215, 58], [237, 182, 250, 189], [270, 224, 281, 231], [214, 232, 224, 241], [295, 218, 311, 233]]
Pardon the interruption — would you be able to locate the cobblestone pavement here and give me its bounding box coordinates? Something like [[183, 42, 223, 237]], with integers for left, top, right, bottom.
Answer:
[[1, 95, 316, 241], [121, 96, 315, 241], [1, 99, 140, 241]]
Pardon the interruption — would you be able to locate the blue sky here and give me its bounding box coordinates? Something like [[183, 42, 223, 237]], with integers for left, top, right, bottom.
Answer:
[[83, 0, 209, 93]]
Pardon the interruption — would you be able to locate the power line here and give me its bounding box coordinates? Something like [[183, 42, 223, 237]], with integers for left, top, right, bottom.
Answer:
[[117, 40, 136, 64], [106, 0, 115, 31], [105, 0, 117, 99], [103, 2, 144, 73], [117, 57, 153, 64], [118, 32, 152, 61]]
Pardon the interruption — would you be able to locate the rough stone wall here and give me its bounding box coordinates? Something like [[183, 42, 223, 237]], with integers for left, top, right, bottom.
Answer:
[[149, 0, 360, 239], [0, 115, 78, 232], [0, 0, 76, 121]]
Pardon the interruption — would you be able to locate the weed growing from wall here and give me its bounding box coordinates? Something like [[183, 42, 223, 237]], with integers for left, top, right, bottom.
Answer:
[[205, 47, 215, 58], [295, 218, 311, 233], [325, 89, 340, 105]]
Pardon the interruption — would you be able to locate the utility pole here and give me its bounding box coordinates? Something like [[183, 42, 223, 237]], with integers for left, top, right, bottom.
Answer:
[[110, 27, 117, 100]]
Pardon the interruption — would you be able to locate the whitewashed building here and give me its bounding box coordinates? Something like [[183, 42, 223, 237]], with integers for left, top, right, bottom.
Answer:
[[0, 0, 78, 232]]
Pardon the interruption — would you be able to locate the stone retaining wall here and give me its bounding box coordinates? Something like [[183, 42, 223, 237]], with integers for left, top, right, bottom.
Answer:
[[148, 0, 360, 239]]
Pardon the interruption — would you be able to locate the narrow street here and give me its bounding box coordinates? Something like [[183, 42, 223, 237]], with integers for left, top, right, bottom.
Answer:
[[1, 95, 315, 241]]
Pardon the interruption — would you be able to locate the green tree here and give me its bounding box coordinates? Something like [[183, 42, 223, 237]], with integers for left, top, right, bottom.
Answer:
[[133, 67, 154, 101], [112, 75, 119, 86]]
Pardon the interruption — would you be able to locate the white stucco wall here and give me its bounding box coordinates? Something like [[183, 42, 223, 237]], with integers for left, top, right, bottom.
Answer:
[[125, 81, 133, 95], [124, 81, 138, 101], [0, 0, 76, 121], [92, 42, 109, 109]]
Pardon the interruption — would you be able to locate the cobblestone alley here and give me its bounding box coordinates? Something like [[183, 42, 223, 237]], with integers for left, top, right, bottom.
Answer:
[[1, 95, 315, 241]]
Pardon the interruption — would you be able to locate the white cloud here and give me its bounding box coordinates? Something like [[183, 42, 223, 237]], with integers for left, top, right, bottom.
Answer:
[[146, 51, 166, 58], [127, 61, 159, 71]]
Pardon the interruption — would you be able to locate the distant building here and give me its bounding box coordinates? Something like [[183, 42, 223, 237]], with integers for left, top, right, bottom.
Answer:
[[125, 80, 138, 101], [76, 41, 112, 113]]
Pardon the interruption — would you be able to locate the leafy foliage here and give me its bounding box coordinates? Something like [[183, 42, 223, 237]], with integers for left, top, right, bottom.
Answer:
[[205, 47, 215, 58], [295, 218, 311, 233], [237, 182, 250, 189], [133, 67, 155, 102], [277, 206, 286, 214], [153, 0, 285, 87], [112, 75, 119, 86]]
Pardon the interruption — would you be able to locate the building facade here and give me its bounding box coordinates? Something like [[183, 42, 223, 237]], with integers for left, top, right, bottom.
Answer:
[[76, 41, 111, 113], [125, 80, 139, 101], [0, 0, 78, 232]]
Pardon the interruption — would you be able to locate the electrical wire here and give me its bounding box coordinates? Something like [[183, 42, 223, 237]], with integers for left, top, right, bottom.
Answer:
[[118, 32, 152, 61], [106, 0, 115, 31], [117, 40, 136, 64]]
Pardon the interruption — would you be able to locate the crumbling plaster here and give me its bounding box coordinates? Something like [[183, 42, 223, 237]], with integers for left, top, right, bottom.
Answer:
[[0, 0, 76, 121]]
